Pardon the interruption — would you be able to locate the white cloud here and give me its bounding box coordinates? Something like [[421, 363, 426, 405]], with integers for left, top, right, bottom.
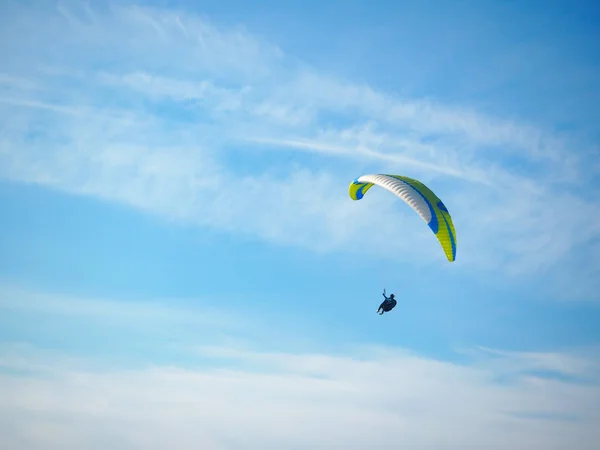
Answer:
[[0, 1, 598, 298], [0, 341, 598, 450], [0, 284, 598, 449]]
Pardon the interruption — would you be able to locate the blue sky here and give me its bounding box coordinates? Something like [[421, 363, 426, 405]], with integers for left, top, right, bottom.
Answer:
[[1, 0, 599, 448]]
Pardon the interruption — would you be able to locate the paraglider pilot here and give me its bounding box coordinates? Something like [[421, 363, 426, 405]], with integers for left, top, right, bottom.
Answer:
[[377, 289, 397, 315]]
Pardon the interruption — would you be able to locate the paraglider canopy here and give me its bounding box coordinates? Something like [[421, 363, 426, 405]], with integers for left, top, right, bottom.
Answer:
[[349, 174, 457, 262]]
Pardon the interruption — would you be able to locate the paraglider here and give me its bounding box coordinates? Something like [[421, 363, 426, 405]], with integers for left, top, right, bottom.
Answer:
[[348, 173, 457, 314], [377, 289, 397, 315]]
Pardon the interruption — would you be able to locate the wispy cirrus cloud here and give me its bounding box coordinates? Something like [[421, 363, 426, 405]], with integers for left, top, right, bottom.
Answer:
[[0, 0, 598, 299]]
